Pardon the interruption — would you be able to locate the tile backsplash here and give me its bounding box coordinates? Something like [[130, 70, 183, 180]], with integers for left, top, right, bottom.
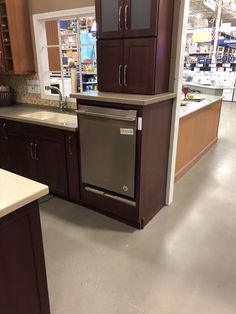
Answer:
[[0, 73, 76, 109]]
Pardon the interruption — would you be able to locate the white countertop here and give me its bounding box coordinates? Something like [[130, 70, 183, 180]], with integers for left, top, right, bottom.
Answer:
[[179, 94, 223, 118], [186, 82, 236, 90], [0, 104, 78, 131], [70, 91, 177, 106], [0, 169, 49, 219]]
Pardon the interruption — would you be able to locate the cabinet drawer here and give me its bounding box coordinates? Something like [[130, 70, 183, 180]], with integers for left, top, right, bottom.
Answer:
[[6, 120, 64, 142]]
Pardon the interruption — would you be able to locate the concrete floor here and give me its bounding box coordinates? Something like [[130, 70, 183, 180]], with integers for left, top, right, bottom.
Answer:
[[40, 102, 236, 314]]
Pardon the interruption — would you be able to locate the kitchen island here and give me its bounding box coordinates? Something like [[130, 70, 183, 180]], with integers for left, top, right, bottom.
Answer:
[[175, 95, 223, 182], [0, 169, 50, 314]]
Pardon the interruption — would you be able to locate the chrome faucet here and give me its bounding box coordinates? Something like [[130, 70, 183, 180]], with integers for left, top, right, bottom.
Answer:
[[45, 86, 67, 112]]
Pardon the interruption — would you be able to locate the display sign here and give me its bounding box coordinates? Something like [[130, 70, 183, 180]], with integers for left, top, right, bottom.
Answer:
[[218, 39, 236, 46], [204, 0, 216, 12]]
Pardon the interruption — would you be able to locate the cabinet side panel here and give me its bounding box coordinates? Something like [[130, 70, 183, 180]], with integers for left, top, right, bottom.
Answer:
[[0, 202, 50, 314], [6, 0, 35, 73], [155, 0, 174, 94], [138, 100, 173, 225]]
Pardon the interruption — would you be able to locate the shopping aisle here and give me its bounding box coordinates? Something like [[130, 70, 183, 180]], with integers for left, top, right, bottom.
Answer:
[[40, 102, 236, 314]]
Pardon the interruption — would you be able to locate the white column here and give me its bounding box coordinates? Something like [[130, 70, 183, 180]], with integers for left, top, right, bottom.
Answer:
[[212, 0, 223, 63], [166, 0, 190, 205]]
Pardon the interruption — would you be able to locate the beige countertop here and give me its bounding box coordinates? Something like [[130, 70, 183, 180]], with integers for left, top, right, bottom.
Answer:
[[70, 91, 177, 106], [179, 94, 223, 118], [0, 104, 78, 131], [0, 169, 49, 219]]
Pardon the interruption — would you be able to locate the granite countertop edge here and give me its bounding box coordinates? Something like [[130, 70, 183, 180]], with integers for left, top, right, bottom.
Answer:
[[70, 92, 177, 106], [0, 169, 49, 219], [0, 103, 78, 131], [180, 95, 223, 118]]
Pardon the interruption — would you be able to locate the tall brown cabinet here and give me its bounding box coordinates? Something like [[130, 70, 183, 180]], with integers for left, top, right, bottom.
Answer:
[[96, 0, 174, 95], [0, 0, 34, 74]]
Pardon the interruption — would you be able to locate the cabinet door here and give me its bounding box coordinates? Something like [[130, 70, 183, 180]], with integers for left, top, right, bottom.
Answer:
[[8, 132, 36, 180], [124, 0, 158, 37], [96, 0, 124, 39], [0, 120, 10, 170], [35, 137, 68, 198], [65, 131, 80, 202], [123, 38, 156, 95], [97, 39, 124, 92]]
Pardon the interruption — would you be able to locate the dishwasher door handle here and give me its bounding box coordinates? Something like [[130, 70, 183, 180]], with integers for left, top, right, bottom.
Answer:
[[76, 110, 136, 122]]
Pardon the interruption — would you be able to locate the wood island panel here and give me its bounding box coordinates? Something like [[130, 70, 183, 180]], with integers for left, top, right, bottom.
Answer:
[[175, 100, 222, 182]]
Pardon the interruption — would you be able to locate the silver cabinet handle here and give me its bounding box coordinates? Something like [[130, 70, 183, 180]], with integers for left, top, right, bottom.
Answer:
[[118, 6, 123, 30], [124, 65, 128, 87], [30, 142, 35, 160], [125, 5, 129, 30], [34, 143, 39, 161], [2, 123, 8, 140], [76, 110, 136, 122], [119, 65, 122, 86], [68, 136, 73, 155]]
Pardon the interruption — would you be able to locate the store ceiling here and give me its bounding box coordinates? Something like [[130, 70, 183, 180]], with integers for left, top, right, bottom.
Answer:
[[188, 0, 236, 29]]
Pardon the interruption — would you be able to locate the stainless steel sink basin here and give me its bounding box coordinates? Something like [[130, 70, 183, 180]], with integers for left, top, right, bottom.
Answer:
[[19, 111, 76, 124]]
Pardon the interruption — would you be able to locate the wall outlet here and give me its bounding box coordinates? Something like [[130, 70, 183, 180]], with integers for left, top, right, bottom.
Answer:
[[27, 80, 40, 94]]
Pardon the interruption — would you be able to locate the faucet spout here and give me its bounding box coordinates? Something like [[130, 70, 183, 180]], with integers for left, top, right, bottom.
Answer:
[[45, 85, 67, 111]]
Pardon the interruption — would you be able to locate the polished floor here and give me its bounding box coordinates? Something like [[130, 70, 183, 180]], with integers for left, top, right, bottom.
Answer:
[[40, 102, 236, 314]]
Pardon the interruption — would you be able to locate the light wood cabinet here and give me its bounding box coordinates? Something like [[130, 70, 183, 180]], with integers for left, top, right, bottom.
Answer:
[[0, 0, 34, 74]]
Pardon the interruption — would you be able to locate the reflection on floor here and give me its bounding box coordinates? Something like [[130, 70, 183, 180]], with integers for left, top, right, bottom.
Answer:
[[40, 102, 236, 314]]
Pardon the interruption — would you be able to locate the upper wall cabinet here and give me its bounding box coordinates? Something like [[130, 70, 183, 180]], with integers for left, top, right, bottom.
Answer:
[[96, 0, 158, 39], [0, 0, 34, 74]]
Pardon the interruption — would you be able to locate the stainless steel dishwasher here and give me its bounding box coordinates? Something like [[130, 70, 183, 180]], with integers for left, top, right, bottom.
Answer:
[[77, 105, 137, 200]]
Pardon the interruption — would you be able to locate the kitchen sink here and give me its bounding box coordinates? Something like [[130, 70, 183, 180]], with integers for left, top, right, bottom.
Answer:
[[19, 111, 76, 124]]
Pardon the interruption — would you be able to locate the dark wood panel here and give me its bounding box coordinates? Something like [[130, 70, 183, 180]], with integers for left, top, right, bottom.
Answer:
[[123, 38, 156, 94], [0, 201, 50, 314], [175, 100, 222, 182], [81, 186, 139, 226], [138, 100, 173, 227], [6, 120, 65, 143], [34, 137, 68, 197], [0, 119, 10, 170], [154, 0, 174, 94], [65, 131, 80, 202], [97, 39, 124, 92], [8, 131, 36, 180]]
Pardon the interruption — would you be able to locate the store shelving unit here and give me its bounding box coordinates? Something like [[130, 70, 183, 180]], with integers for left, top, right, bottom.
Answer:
[[46, 16, 97, 97]]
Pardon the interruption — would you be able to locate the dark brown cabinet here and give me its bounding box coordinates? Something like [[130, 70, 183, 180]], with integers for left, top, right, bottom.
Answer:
[[96, 0, 174, 95], [6, 121, 68, 197], [0, 120, 10, 170], [0, 119, 80, 200], [0, 0, 34, 74], [96, 0, 158, 39], [97, 38, 158, 94], [0, 201, 50, 314], [97, 39, 123, 93]]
